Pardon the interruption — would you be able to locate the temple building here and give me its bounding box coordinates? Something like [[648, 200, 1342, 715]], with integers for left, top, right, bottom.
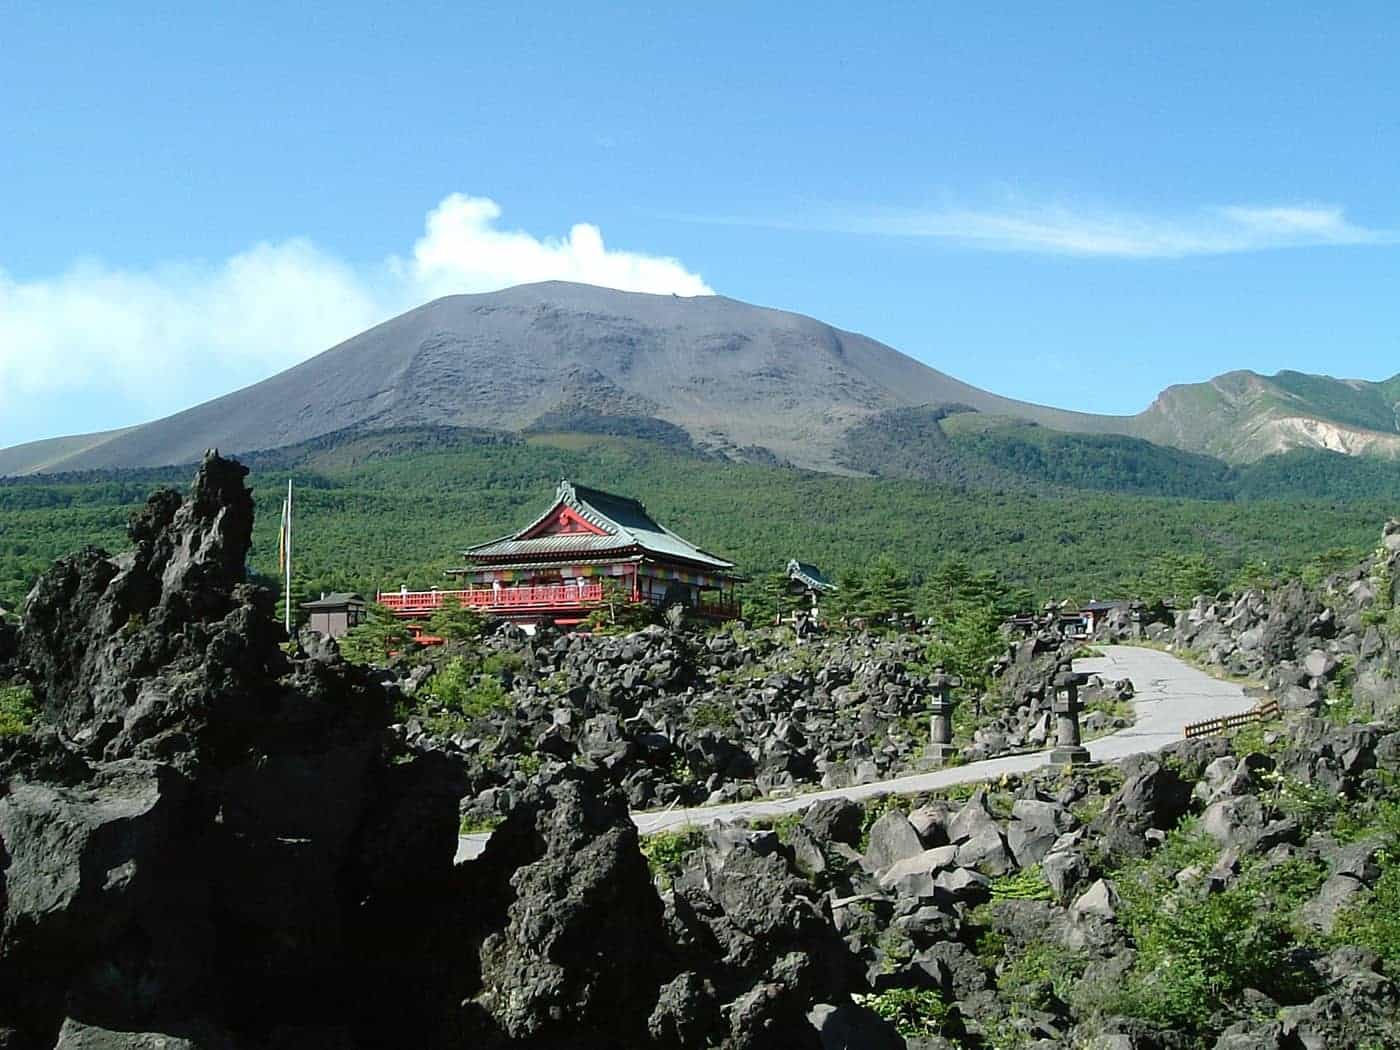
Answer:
[[377, 480, 741, 628]]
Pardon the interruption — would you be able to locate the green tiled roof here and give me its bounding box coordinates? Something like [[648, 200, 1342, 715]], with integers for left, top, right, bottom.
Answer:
[[786, 559, 837, 592], [463, 480, 736, 572]]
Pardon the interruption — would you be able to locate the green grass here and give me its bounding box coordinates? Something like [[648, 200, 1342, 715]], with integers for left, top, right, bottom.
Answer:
[[458, 813, 503, 835], [990, 865, 1053, 902]]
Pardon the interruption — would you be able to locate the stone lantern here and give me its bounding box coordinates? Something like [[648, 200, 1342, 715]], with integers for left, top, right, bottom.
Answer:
[[1129, 600, 1146, 640], [1049, 660, 1092, 767], [927, 665, 963, 765]]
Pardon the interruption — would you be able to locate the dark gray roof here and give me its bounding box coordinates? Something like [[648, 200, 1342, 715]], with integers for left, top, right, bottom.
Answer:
[[301, 592, 366, 610], [463, 481, 736, 572], [786, 559, 837, 591], [1080, 600, 1129, 612]]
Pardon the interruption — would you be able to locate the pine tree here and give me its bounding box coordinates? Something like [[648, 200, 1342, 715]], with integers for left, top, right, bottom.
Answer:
[[426, 597, 486, 647], [339, 603, 415, 665], [744, 571, 800, 624], [275, 574, 312, 631], [927, 600, 1004, 696], [830, 568, 869, 623], [860, 556, 913, 624], [1137, 553, 1223, 605]]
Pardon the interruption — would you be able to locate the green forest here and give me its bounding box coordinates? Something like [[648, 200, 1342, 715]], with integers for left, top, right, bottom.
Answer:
[[2, 424, 1395, 617]]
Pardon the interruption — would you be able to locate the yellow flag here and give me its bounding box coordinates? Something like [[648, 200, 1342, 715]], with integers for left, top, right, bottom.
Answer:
[[277, 495, 289, 573]]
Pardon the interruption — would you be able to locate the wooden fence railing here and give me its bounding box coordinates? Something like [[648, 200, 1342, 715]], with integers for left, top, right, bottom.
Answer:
[[1183, 697, 1281, 739]]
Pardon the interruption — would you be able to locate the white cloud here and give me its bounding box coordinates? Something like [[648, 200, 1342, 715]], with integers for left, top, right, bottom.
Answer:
[[405, 193, 713, 299], [0, 194, 712, 442], [693, 198, 1392, 258]]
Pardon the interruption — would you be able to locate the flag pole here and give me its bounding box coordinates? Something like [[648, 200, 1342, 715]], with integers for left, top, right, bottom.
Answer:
[[284, 478, 293, 635]]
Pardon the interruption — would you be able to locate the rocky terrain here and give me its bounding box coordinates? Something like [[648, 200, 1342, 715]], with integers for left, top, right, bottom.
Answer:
[[1093, 519, 1400, 725], [4, 456, 1400, 1049], [392, 620, 1131, 828]]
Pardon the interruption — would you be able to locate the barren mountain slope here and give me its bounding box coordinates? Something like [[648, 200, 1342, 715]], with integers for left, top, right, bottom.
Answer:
[[0, 282, 1130, 475], [5, 283, 1397, 476]]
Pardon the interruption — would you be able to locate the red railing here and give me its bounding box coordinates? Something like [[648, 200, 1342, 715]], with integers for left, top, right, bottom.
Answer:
[[377, 584, 740, 621], [377, 582, 606, 614]]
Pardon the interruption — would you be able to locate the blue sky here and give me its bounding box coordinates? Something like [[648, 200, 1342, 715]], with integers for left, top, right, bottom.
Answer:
[[2, 2, 1397, 448]]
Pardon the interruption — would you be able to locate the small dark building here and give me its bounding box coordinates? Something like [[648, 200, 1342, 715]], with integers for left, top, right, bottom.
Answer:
[[301, 592, 367, 639]]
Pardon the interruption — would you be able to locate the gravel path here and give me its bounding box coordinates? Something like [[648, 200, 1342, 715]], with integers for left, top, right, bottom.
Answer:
[[454, 644, 1255, 862]]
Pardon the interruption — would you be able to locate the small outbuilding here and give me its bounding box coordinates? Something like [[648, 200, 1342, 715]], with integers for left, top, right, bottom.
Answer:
[[786, 560, 837, 611], [1076, 599, 1131, 637], [301, 592, 367, 640]]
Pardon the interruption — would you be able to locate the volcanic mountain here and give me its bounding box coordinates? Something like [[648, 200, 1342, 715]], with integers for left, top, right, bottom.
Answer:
[[2, 281, 1398, 475]]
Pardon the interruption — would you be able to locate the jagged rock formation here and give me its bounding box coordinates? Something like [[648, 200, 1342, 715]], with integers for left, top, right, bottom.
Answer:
[[0, 453, 469, 1047], [0, 454, 899, 1049], [461, 771, 672, 1047]]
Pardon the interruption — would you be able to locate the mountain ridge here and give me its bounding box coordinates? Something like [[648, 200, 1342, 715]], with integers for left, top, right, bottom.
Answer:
[[3, 281, 1398, 475]]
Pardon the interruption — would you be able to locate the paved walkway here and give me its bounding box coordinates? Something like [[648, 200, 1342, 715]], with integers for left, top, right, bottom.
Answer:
[[455, 645, 1255, 862]]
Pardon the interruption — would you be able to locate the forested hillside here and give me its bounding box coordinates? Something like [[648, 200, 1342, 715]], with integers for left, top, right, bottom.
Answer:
[[1, 426, 1393, 615]]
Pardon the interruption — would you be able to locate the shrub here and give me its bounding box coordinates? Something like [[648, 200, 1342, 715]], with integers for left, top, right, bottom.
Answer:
[[1230, 720, 1287, 758], [1261, 771, 1346, 834], [338, 602, 415, 665], [689, 700, 736, 731], [1335, 795, 1400, 845], [459, 813, 502, 835], [853, 987, 953, 1038], [1334, 864, 1400, 973], [1109, 822, 1323, 1034], [420, 708, 471, 738], [460, 676, 512, 719], [0, 681, 37, 737], [998, 939, 1087, 1013], [425, 598, 486, 646], [480, 650, 524, 676], [425, 657, 514, 720], [1332, 791, 1400, 973], [667, 752, 696, 785], [640, 828, 704, 889]]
